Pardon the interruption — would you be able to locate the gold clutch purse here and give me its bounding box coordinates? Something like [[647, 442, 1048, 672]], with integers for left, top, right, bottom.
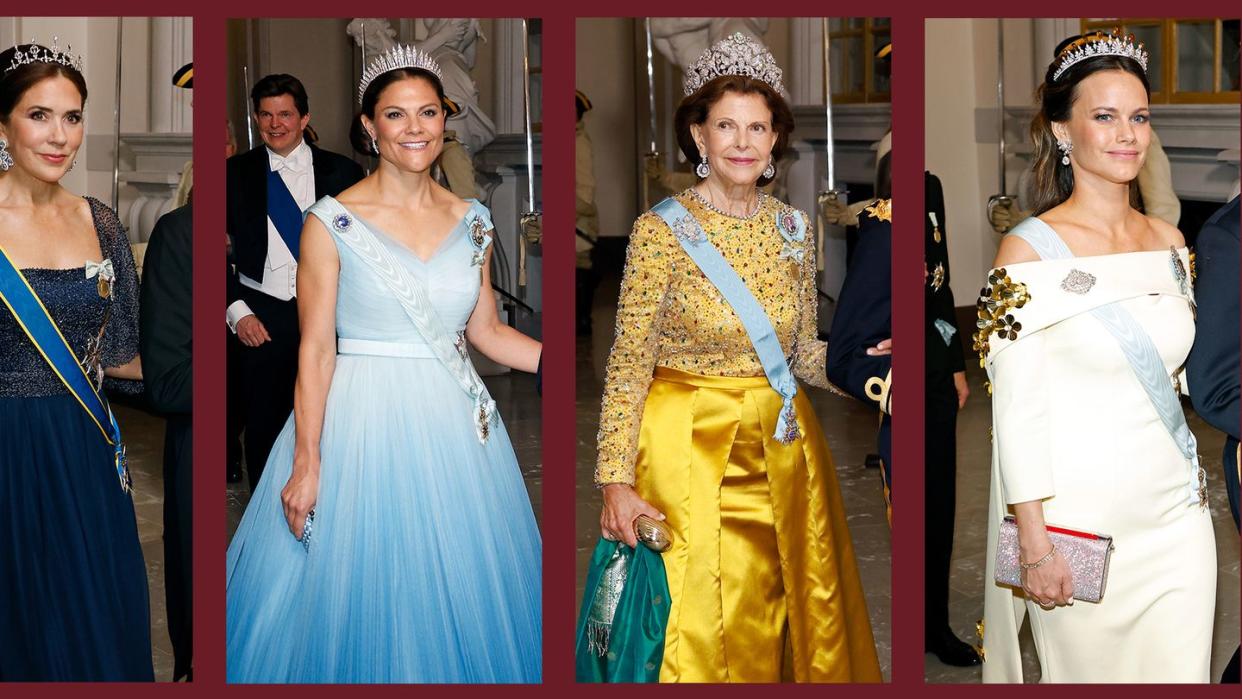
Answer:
[[634, 515, 673, 552]]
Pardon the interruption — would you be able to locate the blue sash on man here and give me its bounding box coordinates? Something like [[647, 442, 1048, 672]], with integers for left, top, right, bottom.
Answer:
[[651, 197, 805, 444], [0, 246, 130, 492], [268, 166, 305, 259]]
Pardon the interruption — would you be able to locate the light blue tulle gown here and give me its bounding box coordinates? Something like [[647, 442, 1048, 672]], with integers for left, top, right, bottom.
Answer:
[[226, 197, 542, 683]]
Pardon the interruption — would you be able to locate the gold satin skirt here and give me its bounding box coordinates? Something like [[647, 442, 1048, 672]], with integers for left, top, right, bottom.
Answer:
[[635, 367, 882, 683]]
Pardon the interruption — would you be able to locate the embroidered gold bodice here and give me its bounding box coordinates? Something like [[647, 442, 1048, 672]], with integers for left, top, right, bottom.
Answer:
[[595, 191, 832, 485]]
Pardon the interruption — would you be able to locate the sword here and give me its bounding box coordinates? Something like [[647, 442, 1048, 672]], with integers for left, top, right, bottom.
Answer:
[[518, 18, 541, 288], [821, 18, 842, 196], [111, 19, 123, 212], [644, 18, 658, 155], [641, 18, 660, 210], [987, 19, 1015, 229], [242, 65, 254, 150], [817, 18, 846, 276]]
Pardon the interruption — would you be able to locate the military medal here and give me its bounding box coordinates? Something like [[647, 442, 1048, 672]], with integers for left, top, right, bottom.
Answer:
[[775, 207, 805, 264], [85, 259, 114, 299], [1169, 247, 1191, 295], [468, 216, 489, 266], [929, 211, 941, 243]]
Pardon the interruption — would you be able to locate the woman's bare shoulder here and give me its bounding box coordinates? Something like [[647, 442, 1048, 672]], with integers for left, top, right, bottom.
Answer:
[[1144, 213, 1185, 248], [993, 232, 1041, 267]]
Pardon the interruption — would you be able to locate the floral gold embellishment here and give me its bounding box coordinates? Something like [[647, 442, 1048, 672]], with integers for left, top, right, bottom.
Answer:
[[865, 198, 891, 223], [972, 267, 1031, 365], [1060, 268, 1096, 294]]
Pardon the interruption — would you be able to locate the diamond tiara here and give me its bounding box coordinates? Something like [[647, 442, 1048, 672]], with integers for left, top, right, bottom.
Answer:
[[5, 37, 84, 76], [1052, 30, 1148, 82], [682, 32, 785, 97], [357, 43, 443, 104]]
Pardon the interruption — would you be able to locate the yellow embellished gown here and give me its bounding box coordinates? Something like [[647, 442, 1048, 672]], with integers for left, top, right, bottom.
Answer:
[[596, 190, 882, 683]]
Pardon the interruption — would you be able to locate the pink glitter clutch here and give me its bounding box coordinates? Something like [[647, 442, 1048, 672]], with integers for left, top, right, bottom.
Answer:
[[995, 515, 1115, 603]]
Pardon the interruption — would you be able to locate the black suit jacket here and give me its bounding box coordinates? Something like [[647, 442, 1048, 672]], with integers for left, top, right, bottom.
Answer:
[[141, 203, 193, 415], [1186, 194, 1241, 527], [827, 200, 892, 406], [138, 202, 195, 679], [925, 172, 966, 377], [226, 143, 364, 303], [827, 200, 893, 473]]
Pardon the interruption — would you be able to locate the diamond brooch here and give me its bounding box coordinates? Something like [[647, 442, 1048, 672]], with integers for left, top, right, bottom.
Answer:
[[1060, 268, 1096, 295]]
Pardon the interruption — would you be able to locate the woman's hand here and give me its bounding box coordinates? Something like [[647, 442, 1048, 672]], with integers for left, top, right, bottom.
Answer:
[[1020, 537, 1075, 608], [281, 460, 320, 540], [600, 483, 664, 548]]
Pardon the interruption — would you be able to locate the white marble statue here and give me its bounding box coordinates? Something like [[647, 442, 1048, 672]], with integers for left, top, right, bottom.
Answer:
[[418, 18, 496, 155], [650, 17, 769, 72], [345, 18, 398, 67]]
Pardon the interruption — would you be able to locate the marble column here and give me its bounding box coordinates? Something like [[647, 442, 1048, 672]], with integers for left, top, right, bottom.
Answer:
[[149, 17, 194, 134], [491, 19, 525, 135]]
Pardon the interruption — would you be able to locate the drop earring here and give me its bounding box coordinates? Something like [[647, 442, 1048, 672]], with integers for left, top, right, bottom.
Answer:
[[695, 153, 710, 178], [0, 139, 12, 171], [763, 157, 775, 180], [1057, 139, 1073, 166], [370, 134, 379, 155]]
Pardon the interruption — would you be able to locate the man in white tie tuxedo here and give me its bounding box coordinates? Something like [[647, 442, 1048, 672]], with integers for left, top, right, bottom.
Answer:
[[226, 73, 364, 491]]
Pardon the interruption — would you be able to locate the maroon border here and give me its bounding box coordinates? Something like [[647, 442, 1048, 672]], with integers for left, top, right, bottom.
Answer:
[[2, 4, 1237, 696]]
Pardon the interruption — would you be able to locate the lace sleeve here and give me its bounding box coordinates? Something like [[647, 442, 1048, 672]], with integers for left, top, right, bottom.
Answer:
[[594, 213, 675, 485], [90, 200, 142, 396]]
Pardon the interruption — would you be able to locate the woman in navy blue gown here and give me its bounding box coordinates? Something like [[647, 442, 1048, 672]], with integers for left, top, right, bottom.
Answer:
[[0, 42, 152, 681]]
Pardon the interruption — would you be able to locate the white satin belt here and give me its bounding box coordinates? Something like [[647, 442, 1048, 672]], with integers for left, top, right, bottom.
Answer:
[[337, 338, 436, 358]]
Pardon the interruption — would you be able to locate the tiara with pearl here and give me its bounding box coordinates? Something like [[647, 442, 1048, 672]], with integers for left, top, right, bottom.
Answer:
[[682, 32, 785, 97], [4, 37, 84, 76], [1052, 30, 1148, 82], [357, 43, 443, 103]]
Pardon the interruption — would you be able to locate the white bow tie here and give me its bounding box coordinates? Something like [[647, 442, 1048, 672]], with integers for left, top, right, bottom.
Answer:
[[271, 151, 308, 173]]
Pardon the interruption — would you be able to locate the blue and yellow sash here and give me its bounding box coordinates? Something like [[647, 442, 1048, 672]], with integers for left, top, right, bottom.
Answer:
[[0, 246, 130, 492], [652, 197, 803, 444]]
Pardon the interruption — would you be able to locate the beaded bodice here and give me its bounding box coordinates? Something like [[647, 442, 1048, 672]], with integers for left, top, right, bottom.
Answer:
[[0, 198, 140, 398]]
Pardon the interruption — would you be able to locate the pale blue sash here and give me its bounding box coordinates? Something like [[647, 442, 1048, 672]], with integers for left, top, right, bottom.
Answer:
[[651, 197, 802, 444], [309, 196, 498, 443], [1012, 218, 1203, 506]]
